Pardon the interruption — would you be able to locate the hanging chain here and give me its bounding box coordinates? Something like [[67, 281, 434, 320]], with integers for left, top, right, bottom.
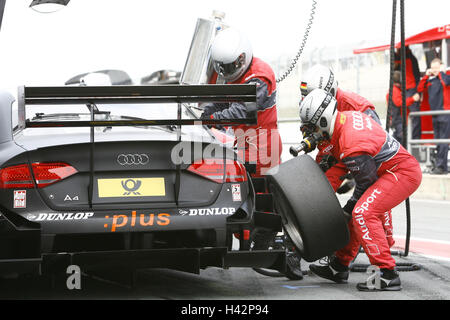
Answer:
[[276, 0, 317, 83]]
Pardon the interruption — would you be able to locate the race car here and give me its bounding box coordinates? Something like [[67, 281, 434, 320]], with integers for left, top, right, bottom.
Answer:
[[0, 83, 349, 279]]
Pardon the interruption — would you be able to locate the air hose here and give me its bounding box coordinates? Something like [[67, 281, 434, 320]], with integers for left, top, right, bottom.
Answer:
[[276, 0, 317, 83], [351, 0, 420, 273]]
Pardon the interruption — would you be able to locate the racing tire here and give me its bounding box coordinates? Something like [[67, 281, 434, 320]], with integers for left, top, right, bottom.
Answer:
[[266, 155, 350, 262]]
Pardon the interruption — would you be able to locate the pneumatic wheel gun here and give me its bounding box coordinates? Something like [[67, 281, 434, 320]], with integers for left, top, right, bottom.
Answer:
[[289, 132, 323, 157]]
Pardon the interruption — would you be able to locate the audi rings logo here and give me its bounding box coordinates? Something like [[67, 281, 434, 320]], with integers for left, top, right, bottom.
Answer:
[[117, 154, 150, 166]]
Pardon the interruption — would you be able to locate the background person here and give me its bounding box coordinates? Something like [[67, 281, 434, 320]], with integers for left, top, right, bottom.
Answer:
[[417, 58, 450, 174], [394, 46, 422, 139], [387, 70, 420, 144], [300, 89, 422, 291]]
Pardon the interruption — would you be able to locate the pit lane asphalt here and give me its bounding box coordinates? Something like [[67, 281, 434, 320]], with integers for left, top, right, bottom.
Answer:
[[0, 197, 449, 300]]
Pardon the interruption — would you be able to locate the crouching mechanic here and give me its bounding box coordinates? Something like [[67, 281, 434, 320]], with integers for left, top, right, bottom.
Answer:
[[300, 89, 422, 291], [200, 27, 282, 178], [299, 65, 396, 244]]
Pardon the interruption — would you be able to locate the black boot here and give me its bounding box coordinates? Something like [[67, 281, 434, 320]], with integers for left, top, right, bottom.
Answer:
[[309, 256, 349, 284], [285, 251, 304, 280], [357, 268, 402, 291]]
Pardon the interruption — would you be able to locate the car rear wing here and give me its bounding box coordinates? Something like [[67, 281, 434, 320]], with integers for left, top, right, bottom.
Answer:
[[17, 84, 257, 130], [17, 84, 257, 207]]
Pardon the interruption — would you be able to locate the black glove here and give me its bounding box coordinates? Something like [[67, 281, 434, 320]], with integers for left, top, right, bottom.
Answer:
[[342, 199, 357, 222], [200, 112, 212, 120], [336, 179, 355, 194], [200, 112, 224, 130], [342, 199, 357, 215], [319, 155, 338, 172], [339, 172, 353, 181]]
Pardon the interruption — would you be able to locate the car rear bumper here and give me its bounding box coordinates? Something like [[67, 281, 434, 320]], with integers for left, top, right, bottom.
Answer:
[[0, 247, 286, 277]]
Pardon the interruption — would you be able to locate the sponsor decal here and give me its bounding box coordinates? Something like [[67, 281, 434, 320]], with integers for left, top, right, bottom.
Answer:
[[232, 184, 241, 202], [310, 94, 332, 125], [14, 190, 26, 208], [366, 244, 380, 256], [438, 24, 450, 36], [27, 212, 94, 221], [117, 153, 150, 166], [324, 71, 335, 92], [97, 177, 165, 198], [351, 111, 373, 131], [323, 144, 334, 154], [64, 195, 79, 201], [300, 82, 308, 96], [339, 113, 346, 125], [121, 179, 142, 195], [353, 189, 382, 241], [179, 207, 236, 216], [103, 211, 171, 232], [352, 112, 365, 131]]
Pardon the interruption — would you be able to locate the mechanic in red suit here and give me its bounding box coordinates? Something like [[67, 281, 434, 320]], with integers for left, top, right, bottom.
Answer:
[[387, 70, 421, 144], [301, 89, 422, 291], [200, 28, 303, 279], [299, 65, 397, 243], [201, 27, 281, 178], [394, 46, 422, 139]]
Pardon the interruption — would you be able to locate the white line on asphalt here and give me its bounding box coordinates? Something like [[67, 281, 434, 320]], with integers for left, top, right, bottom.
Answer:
[[395, 235, 450, 245], [415, 254, 450, 263], [408, 198, 450, 205]]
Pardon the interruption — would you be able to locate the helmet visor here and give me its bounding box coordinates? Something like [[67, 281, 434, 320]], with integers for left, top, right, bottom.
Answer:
[[213, 53, 246, 80]]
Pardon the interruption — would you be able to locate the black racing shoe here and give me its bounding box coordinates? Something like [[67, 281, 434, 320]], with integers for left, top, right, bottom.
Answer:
[[309, 256, 349, 284], [356, 268, 402, 291], [285, 252, 304, 280], [431, 167, 447, 175]]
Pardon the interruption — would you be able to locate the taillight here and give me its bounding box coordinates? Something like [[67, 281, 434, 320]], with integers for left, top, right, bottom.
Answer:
[[0, 162, 77, 189], [0, 164, 34, 189], [187, 159, 247, 183], [31, 163, 78, 188]]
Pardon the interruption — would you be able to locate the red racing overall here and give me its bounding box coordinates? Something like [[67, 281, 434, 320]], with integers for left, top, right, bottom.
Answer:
[[313, 90, 397, 246], [316, 88, 380, 191], [204, 57, 281, 177], [329, 111, 422, 270]]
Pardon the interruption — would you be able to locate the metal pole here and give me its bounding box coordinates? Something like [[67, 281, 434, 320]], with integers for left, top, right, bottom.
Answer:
[[385, 0, 397, 131], [399, 0, 411, 257], [407, 113, 412, 153], [356, 55, 360, 94]]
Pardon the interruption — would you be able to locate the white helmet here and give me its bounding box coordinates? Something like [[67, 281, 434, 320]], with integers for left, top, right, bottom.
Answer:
[[300, 64, 338, 99], [299, 88, 338, 138], [211, 28, 253, 82]]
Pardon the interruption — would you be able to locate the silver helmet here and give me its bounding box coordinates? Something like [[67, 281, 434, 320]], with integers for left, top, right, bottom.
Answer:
[[211, 27, 253, 82], [299, 88, 338, 137], [300, 64, 338, 99]]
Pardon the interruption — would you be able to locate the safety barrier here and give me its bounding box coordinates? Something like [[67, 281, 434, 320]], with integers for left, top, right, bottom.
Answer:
[[407, 110, 450, 172], [407, 110, 450, 150]]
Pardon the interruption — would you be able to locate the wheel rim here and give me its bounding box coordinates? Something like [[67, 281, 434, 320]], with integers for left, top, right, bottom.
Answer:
[[270, 183, 305, 254]]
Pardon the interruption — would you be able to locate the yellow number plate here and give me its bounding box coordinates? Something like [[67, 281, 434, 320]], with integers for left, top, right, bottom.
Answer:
[[97, 178, 165, 198]]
